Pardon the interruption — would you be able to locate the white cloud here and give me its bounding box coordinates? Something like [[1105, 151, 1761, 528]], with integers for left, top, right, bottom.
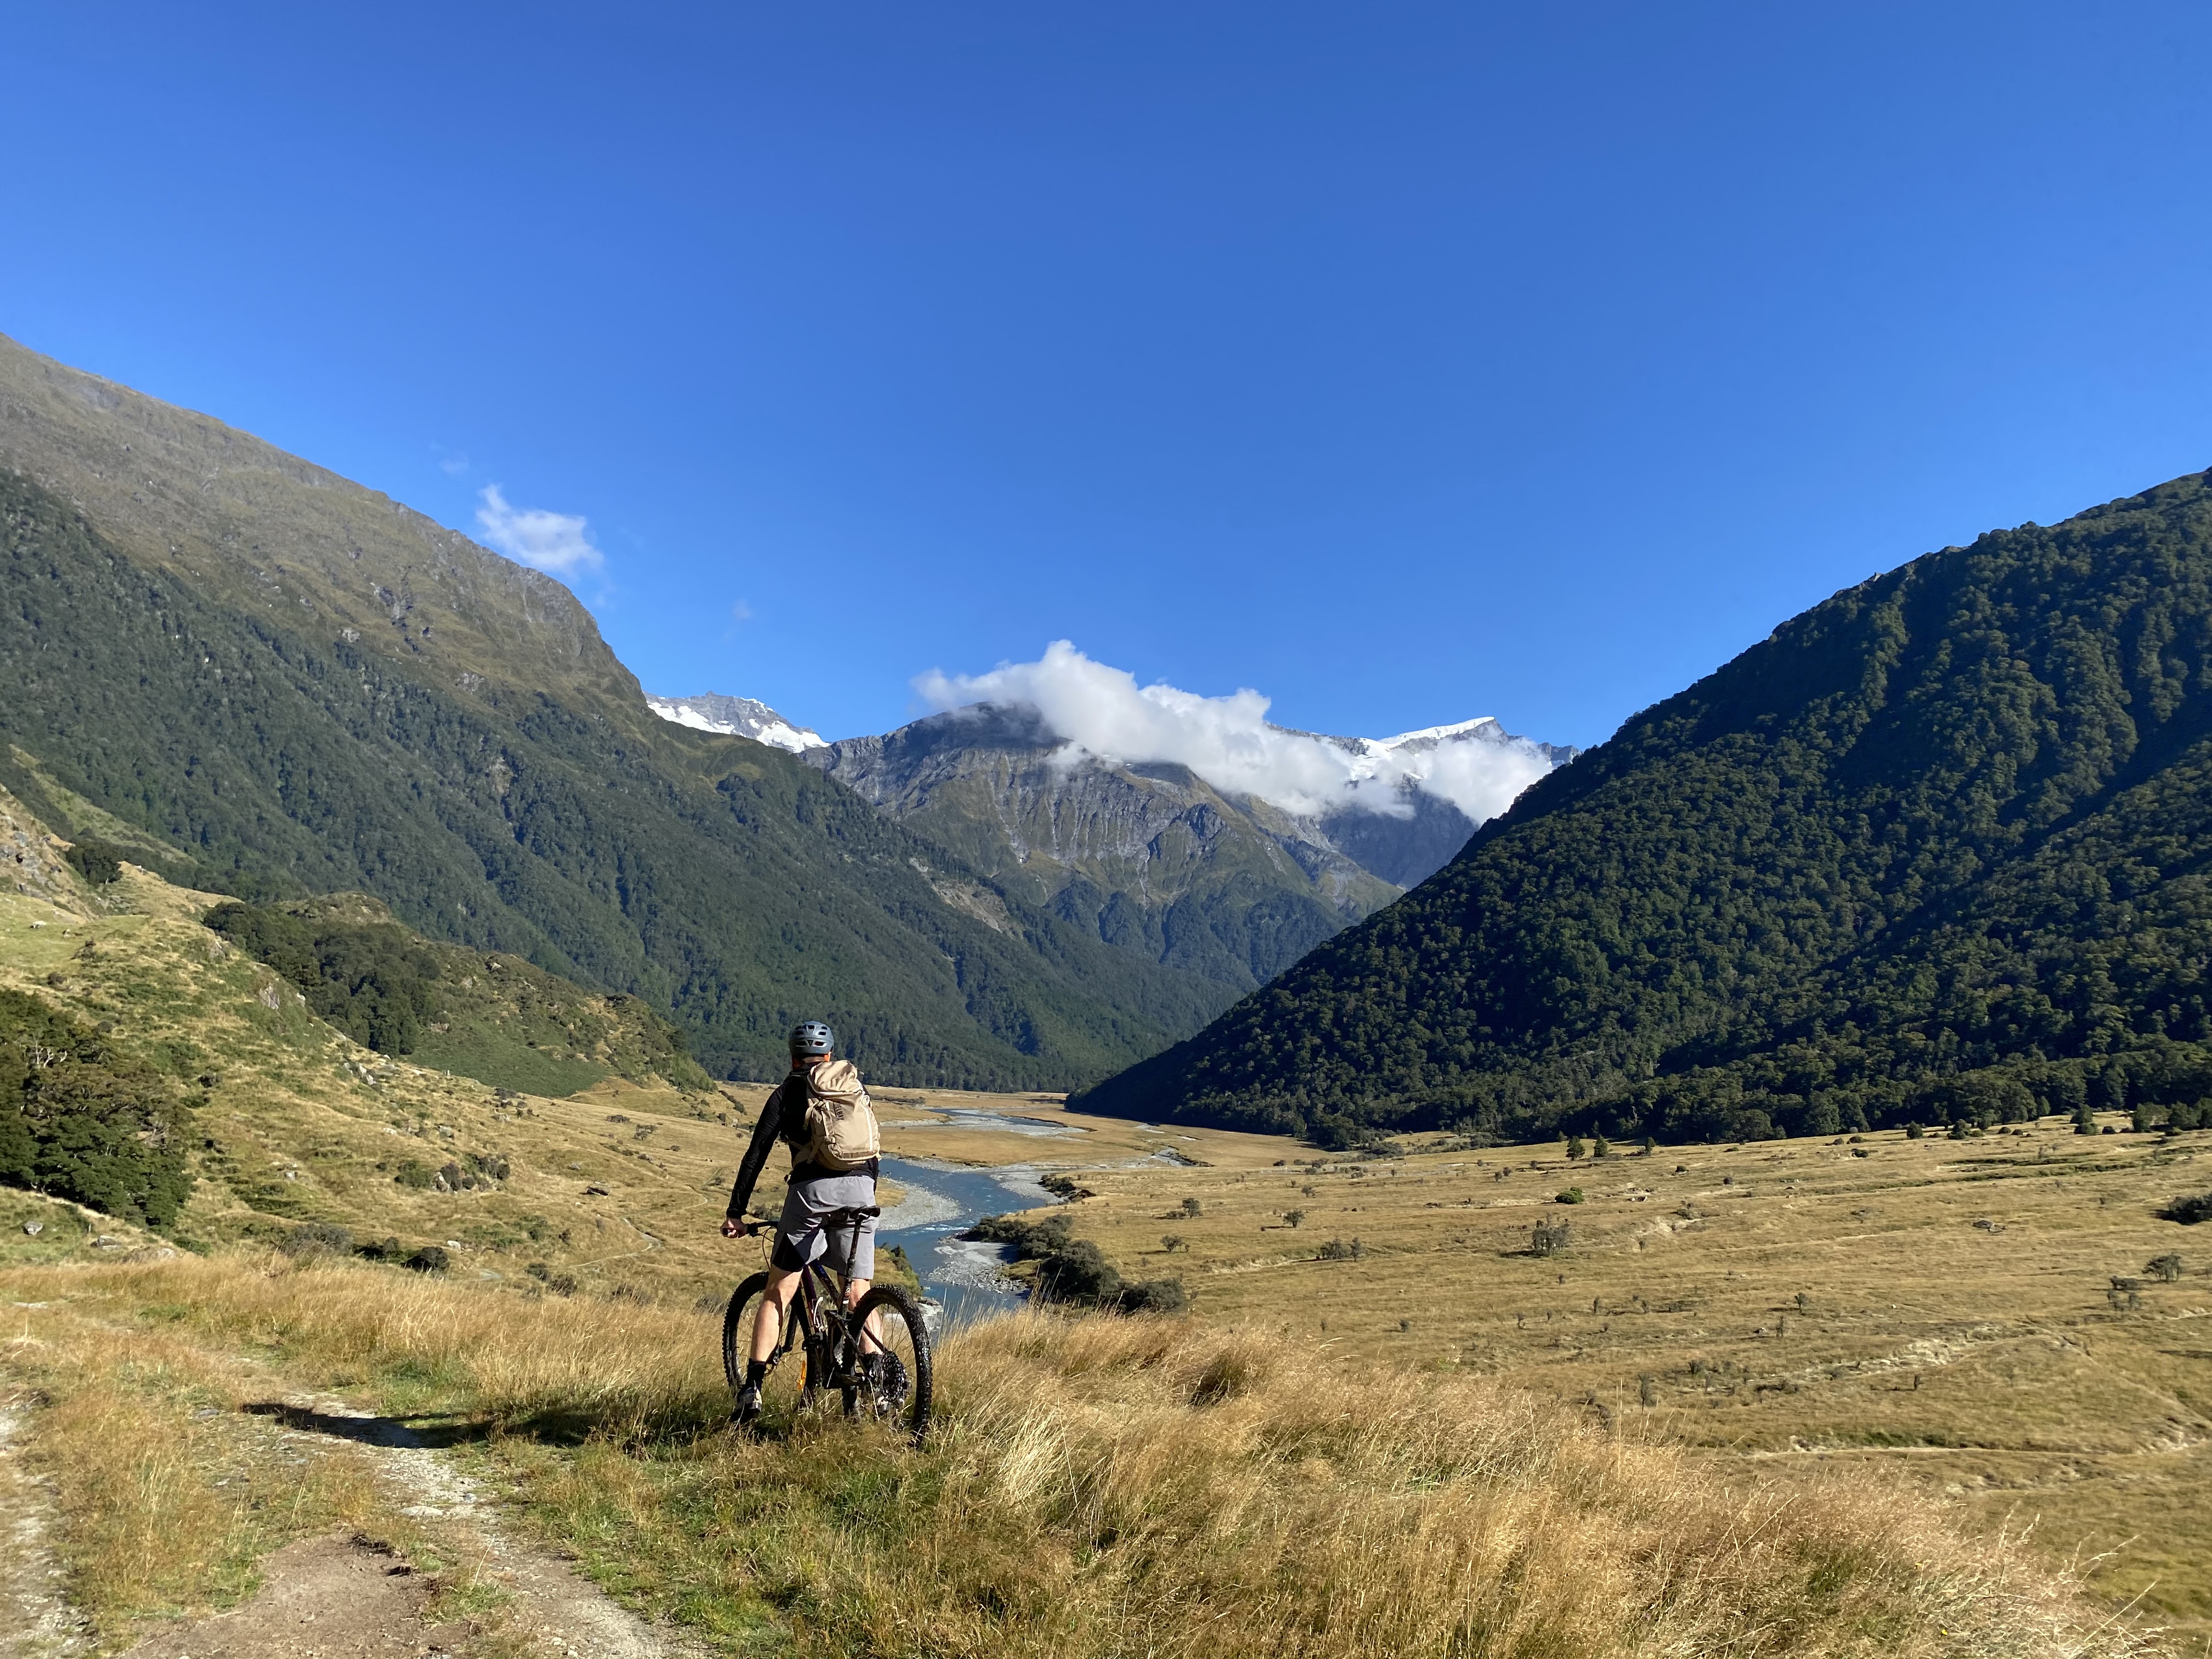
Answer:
[[1381, 725, 1557, 822], [731, 600, 753, 624], [475, 484, 603, 577], [916, 641, 1556, 822]]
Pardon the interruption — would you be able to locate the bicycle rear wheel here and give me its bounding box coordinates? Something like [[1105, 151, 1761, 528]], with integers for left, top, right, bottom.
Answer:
[[847, 1284, 934, 1444], [723, 1272, 821, 1420]]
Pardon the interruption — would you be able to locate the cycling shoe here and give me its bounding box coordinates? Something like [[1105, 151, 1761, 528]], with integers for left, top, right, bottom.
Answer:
[[731, 1381, 763, 1427]]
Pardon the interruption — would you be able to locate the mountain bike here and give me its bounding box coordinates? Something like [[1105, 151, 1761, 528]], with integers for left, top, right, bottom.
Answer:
[[721, 1205, 934, 1444]]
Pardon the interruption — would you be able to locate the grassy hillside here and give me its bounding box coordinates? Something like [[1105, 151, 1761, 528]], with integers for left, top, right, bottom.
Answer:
[[0, 788, 753, 1274], [1079, 469, 2212, 1141], [0, 334, 1229, 1088]]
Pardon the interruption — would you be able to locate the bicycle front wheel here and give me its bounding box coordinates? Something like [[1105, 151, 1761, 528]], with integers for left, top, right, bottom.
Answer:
[[847, 1284, 934, 1444], [723, 1271, 820, 1421]]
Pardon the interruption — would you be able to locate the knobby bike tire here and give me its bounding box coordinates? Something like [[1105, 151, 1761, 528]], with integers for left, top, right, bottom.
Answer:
[[721, 1272, 768, 1396], [723, 1271, 822, 1418], [849, 1284, 935, 1444]]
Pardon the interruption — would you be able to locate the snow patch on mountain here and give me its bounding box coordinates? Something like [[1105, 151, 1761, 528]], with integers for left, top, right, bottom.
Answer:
[[1322, 717, 1579, 825], [646, 692, 826, 753]]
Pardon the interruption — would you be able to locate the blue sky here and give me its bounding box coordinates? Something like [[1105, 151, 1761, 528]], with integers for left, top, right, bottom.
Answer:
[[5, 2, 2211, 749]]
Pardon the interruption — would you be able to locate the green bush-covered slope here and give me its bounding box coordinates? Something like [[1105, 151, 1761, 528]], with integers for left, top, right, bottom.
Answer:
[[202, 893, 715, 1096], [0, 336, 1227, 1088], [1077, 470, 2212, 1141], [0, 988, 193, 1228]]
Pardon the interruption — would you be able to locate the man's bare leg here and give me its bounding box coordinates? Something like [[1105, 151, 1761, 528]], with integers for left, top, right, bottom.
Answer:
[[844, 1276, 898, 1353], [752, 1268, 877, 1365], [844, 1276, 875, 1347], [750, 1266, 802, 1365]]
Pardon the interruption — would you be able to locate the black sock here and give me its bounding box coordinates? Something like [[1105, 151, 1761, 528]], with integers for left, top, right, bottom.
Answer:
[[743, 1359, 766, 1387]]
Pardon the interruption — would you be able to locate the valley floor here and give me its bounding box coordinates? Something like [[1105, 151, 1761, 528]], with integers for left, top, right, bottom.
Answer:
[[1, 850, 2203, 1651], [959, 1105, 2212, 1641]]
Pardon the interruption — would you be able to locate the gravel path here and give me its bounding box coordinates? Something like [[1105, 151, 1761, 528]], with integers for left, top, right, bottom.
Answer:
[[0, 1401, 91, 1659], [58, 1387, 696, 1659]]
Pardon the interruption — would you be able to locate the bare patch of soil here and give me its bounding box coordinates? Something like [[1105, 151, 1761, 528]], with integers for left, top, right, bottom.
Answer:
[[114, 1522, 683, 1659], [115, 1533, 459, 1659]]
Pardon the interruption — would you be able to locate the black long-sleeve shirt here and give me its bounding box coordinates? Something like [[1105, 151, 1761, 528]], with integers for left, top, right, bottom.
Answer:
[[724, 1069, 879, 1220]]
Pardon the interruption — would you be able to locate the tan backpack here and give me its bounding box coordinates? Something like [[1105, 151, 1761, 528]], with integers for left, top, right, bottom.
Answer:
[[802, 1059, 881, 1172]]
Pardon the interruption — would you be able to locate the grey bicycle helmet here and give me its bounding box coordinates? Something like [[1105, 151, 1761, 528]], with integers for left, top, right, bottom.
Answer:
[[789, 1019, 834, 1057]]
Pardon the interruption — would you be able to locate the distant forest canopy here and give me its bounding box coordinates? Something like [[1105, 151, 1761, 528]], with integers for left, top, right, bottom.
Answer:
[[1076, 469, 2212, 1145]]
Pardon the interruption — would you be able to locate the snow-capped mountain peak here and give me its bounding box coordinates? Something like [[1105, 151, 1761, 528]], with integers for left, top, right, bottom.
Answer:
[[646, 692, 826, 753], [1369, 716, 1504, 751]]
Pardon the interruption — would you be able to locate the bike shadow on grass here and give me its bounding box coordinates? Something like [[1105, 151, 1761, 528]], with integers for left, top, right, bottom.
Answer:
[[243, 1401, 501, 1449], [241, 1400, 723, 1450]]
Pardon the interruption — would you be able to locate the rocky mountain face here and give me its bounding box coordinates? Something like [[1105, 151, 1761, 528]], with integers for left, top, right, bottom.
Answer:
[[805, 704, 1573, 992], [646, 692, 825, 752], [0, 331, 1230, 1088]]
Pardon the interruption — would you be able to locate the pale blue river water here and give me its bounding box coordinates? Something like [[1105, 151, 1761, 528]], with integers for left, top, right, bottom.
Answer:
[[876, 1155, 1047, 1326]]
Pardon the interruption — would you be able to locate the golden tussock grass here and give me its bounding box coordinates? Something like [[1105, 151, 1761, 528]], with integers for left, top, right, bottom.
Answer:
[[548, 1314, 2148, 1659], [5, 1254, 2154, 1658], [73, 1252, 735, 1431], [1053, 1121, 2212, 1633]]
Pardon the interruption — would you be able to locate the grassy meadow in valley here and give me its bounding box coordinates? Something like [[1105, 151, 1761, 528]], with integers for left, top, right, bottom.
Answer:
[[3, 787, 2206, 1654], [1031, 1115, 2212, 1635]]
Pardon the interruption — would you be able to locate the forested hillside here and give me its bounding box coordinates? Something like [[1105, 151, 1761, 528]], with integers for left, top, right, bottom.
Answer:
[[0, 335, 1228, 1087], [1077, 469, 2212, 1142]]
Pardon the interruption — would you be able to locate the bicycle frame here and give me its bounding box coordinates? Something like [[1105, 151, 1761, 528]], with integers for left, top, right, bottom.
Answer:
[[755, 1210, 878, 1385]]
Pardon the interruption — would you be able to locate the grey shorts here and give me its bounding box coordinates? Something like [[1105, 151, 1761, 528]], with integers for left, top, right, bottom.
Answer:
[[769, 1172, 878, 1280]]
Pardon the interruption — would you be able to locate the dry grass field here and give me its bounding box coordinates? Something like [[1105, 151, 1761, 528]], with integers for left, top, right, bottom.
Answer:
[[1006, 1115, 2212, 1640], [1, 1249, 2151, 1658]]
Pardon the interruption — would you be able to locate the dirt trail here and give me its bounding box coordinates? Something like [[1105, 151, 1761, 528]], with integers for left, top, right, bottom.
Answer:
[[112, 1523, 676, 1659], [0, 1402, 91, 1659], [114, 1392, 692, 1659], [114, 1534, 462, 1659]]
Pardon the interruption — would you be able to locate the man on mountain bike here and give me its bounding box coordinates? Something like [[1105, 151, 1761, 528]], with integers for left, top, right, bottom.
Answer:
[[720, 1019, 884, 1426]]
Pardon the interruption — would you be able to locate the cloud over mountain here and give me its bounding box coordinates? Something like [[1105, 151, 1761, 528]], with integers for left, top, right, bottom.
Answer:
[[475, 484, 603, 576], [916, 640, 1555, 822]]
